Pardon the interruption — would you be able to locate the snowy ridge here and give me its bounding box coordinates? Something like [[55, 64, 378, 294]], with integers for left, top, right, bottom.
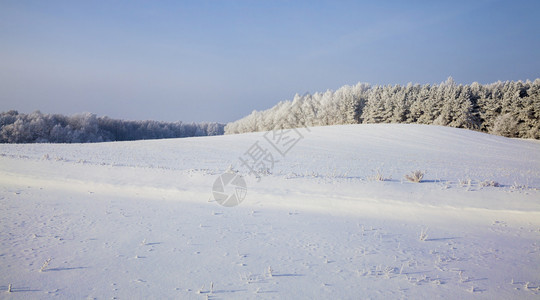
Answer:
[[1, 124, 539, 299]]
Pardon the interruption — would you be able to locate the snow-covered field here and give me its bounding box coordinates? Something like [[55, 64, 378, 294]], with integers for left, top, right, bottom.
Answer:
[[1, 124, 539, 299]]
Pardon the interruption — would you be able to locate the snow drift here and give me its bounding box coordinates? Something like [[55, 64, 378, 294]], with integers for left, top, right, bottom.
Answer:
[[1, 124, 539, 299]]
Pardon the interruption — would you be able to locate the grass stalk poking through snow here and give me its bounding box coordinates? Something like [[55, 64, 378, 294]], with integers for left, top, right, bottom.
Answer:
[[40, 258, 51, 272], [419, 228, 429, 241]]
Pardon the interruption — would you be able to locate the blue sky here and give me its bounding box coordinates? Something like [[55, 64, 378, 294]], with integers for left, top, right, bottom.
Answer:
[[1, 0, 539, 123]]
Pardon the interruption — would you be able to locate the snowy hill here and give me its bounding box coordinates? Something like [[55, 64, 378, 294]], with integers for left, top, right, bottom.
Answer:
[[1, 124, 539, 299]]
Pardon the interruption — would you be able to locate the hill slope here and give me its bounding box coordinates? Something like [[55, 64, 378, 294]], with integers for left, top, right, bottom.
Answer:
[[1, 124, 539, 299]]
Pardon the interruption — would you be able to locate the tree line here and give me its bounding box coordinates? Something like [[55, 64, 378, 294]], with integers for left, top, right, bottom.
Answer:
[[0, 111, 224, 143], [225, 78, 540, 139]]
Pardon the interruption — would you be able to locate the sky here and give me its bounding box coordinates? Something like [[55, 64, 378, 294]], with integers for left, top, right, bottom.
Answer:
[[1, 0, 539, 123]]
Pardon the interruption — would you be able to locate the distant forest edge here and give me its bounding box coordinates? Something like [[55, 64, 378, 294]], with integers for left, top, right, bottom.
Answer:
[[2, 78, 539, 143], [0, 111, 224, 143], [225, 78, 540, 139]]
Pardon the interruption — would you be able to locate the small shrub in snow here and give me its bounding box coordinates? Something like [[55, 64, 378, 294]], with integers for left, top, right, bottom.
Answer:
[[258, 168, 272, 176], [405, 171, 424, 183], [459, 178, 472, 187], [369, 170, 390, 181], [480, 180, 500, 187], [510, 182, 527, 190], [241, 272, 262, 284]]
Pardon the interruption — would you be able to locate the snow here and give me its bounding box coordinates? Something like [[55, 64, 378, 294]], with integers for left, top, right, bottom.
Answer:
[[1, 124, 539, 299]]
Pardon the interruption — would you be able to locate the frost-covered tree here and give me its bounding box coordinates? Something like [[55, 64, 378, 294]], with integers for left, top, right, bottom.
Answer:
[[409, 84, 430, 124], [492, 113, 518, 137], [361, 86, 384, 124]]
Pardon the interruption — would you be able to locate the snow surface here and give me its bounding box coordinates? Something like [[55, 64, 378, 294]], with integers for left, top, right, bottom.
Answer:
[[1, 124, 539, 299]]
